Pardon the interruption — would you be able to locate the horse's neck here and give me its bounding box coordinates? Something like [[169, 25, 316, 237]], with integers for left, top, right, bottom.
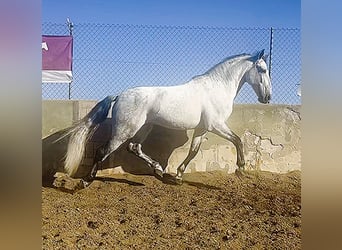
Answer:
[[192, 59, 252, 98], [224, 60, 252, 92]]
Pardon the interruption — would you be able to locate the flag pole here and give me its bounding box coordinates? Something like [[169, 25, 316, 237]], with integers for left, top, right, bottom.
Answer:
[[66, 18, 74, 100]]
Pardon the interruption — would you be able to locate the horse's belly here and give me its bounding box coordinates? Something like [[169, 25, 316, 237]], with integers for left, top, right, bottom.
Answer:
[[150, 106, 201, 130]]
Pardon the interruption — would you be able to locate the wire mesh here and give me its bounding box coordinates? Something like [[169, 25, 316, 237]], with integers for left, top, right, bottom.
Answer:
[[42, 23, 300, 104]]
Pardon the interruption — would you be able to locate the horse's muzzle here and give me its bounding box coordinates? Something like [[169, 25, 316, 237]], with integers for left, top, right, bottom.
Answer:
[[259, 94, 271, 104]]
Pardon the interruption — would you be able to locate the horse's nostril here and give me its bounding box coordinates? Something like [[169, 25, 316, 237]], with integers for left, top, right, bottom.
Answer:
[[265, 94, 271, 103], [262, 94, 270, 104]]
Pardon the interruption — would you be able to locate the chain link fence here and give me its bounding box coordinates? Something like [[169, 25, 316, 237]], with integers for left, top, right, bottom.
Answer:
[[42, 23, 300, 104]]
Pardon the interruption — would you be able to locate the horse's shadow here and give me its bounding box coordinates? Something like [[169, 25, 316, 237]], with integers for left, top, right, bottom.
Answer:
[[93, 176, 145, 186], [42, 129, 70, 186], [42, 122, 189, 187], [182, 180, 222, 190], [160, 173, 222, 190], [93, 174, 222, 190]]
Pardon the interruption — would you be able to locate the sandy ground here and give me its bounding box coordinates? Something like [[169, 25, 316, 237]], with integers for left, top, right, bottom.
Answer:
[[42, 170, 301, 249]]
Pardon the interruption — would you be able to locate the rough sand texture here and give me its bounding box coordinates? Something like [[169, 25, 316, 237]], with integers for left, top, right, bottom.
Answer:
[[42, 171, 301, 249]]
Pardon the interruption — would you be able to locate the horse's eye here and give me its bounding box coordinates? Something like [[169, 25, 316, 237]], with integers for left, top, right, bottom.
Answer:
[[256, 65, 267, 74], [259, 68, 267, 74]]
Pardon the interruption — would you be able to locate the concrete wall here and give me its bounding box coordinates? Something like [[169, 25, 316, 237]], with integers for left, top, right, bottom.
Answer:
[[42, 100, 301, 181]]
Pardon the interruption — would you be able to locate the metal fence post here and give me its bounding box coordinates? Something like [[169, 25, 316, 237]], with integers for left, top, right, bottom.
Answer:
[[268, 27, 274, 78], [67, 18, 74, 100]]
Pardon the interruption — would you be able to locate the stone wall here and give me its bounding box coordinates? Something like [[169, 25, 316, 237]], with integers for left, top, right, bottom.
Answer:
[[42, 100, 301, 181]]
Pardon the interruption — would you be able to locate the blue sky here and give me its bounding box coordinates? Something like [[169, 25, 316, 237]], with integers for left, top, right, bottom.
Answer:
[[42, 1, 301, 103], [43, 0, 300, 28]]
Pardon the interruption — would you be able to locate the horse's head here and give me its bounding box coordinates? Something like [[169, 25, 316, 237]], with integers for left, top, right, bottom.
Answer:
[[245, 50, 272, 104]]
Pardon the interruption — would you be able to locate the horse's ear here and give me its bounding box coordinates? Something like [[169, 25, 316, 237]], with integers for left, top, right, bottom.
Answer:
[[252, 49, 265, 62], [262, 53, 269, 62], [257, 49, 265, 60]]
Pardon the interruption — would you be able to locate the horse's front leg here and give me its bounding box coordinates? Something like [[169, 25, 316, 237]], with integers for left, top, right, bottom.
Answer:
[[211, 123, 245, 171], [176, 129, 207, 184]]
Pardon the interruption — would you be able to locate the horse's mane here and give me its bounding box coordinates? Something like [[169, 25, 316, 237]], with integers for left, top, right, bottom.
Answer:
[[192, 53, 252, 81], [204, 53, 252, 75]]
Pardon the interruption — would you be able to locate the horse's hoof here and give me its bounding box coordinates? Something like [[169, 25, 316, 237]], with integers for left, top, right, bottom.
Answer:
[[235, 168, 244, 179], [154, 168, 164, 178], [81, 179, 91, 188], [175, 177, 183, 185]]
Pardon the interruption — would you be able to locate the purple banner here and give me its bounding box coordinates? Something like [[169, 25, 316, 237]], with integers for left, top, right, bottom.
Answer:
[[42, 35, 73, 70]]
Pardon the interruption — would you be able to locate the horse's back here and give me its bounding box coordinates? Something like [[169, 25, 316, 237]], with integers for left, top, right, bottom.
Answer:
[[114, 85, 204, 130], [112, 87, 153, 120]]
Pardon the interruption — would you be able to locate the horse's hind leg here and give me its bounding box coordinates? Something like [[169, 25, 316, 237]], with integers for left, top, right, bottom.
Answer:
[[128, 142, 164, 177], [86, 136, 127, 182], [87, 124, 145, 182], [89, 140, 114, 179], [126, 125, 164, 177], [175, 128, 207, 183], [89, 123, 164, 181]]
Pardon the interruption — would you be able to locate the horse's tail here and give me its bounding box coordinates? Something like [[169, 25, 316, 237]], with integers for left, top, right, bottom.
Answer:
[[62, 95, 117, 177]]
